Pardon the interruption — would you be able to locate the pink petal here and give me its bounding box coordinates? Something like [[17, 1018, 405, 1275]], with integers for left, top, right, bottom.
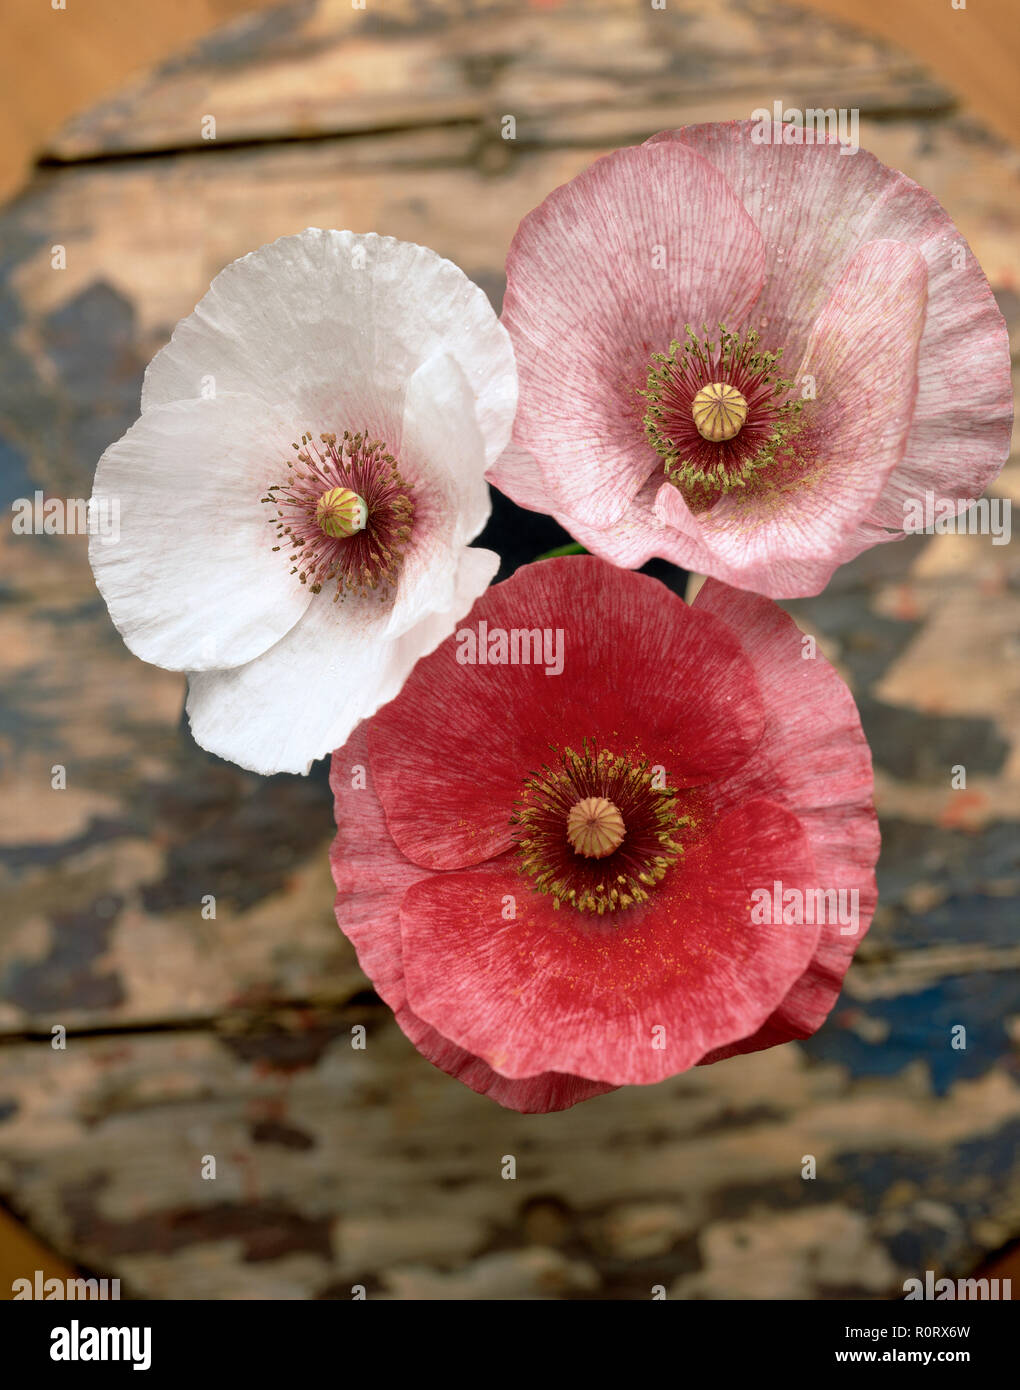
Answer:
[[503, 142, 765, 530], [654, 238, 928, 596], [648, 121, 921, 366], [554, 474, 713, 571], [691, 579, 879, 1059], [367, 557, 765, 870], [854, 193, 1013, 527], [654, 121, 1012, 520], [486, 443, 700, 576], [485, 439, 558, 515], [486, 442, 697, 574], [394, 1006, 617, 1113], [329, 732, 614, 1113]]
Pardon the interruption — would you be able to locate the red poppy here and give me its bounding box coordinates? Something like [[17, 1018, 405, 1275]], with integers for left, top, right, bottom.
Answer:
[[329, 557, 878, 1112]]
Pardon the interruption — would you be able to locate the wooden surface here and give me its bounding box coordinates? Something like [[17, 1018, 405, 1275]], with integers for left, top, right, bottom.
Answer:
[[0, 0, 1017, 1300], [1, 0, 1017, 204], [0, 0, 261, 204]]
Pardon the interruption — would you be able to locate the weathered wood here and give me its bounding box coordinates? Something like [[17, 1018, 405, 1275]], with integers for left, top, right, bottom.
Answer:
[[43, 0, 955, 163], [1, 1021, 1017, 1299], [0, 0, 1017, 1300]]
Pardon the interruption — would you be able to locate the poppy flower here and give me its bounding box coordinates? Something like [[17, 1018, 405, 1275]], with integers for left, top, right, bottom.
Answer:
[[490, 121, 1012, 598], [329, 556, 879, 1112], [89, 228, 517, 773]]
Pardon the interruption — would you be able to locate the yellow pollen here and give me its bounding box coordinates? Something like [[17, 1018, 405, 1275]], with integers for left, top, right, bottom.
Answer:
[[316, 487, 367, 538], [566, 796, 626, 859], [691, 382, 748, 442]]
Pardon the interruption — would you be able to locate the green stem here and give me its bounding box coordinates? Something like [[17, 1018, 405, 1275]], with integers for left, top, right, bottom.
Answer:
[[534, 542, 587, 561]]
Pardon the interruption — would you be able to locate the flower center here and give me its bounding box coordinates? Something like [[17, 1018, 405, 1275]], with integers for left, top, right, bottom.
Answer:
[[641, 326, 802, 514], [513, 744, 687, 915], [315, 487, 367, 538], [691, 382, 748, 442], [263, 431, 414, 600], [566, 796, 626, 858]]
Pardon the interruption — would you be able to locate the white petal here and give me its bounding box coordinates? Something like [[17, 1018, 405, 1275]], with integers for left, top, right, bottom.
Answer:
[[142, 228, 517, 467], [89, 394, 314, 672], [380, 353, 492, 641], [185, 546, 498, 775]]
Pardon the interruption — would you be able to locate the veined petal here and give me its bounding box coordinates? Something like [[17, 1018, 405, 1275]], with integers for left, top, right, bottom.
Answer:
[[187, 545, 497, 775], [651, 121, 920, 365], [691, 579, 879, 1060], [328, 737, 614, 1112], [330, 727, 431, 1013], [380, 354, 492, 642], [89, 394, 313, 672], [857, 193, 1012, 525], [485, 439, 558, 516], [502, 143, 765, 530], [552, 475, 708, 571], [399, 799, 819, 1086], [329, 557, 877, 1107], [654, 239, 928, 597], [142, 228, 517, 468], [394, 1005, 617, 1113], [655, 121, 1012, 519], [368, 557, 765, 871]]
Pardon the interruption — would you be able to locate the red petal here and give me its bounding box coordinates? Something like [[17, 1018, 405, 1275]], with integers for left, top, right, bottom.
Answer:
[[395, 1006, 616, 1113], [368, 557, 765, 870], [692, 579, 879, 1059], [330, 737, 613, 1112], [329, 729, 424, 1011], [399, 798, 819, 1086]]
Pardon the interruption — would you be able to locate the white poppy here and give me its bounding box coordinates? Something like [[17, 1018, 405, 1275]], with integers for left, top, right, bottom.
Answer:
[[90, 229, 517, 774]]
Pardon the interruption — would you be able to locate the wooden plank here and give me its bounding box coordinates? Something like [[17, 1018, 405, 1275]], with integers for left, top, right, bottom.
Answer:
[[0, 1205, 77, 1300], [0, 1023, 1017, 1299], [42, 0, 955, 163]]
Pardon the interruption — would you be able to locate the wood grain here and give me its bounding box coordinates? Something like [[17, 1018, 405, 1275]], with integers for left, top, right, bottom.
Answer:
[[1, 0, 1018, 204]]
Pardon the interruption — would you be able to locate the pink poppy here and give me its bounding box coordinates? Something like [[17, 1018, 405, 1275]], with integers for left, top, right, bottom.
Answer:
[[329, 556, 879, 1112], [490, 122, 1012, 597]]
